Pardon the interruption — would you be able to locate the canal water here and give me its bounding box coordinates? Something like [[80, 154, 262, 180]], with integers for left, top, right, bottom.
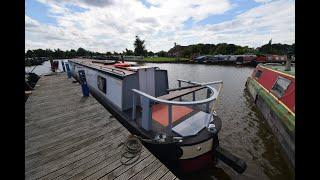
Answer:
[[26, 60, 294, 180]]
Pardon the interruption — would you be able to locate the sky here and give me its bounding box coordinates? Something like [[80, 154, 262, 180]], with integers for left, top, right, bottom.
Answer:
[[25, 0, 295, 52]]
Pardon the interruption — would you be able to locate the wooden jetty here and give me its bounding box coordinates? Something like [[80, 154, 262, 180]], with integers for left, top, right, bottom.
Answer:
[[25, 72, 178, 180]]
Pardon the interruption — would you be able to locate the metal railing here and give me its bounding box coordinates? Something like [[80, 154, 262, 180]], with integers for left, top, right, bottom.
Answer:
[[131, 79, 223, 134]]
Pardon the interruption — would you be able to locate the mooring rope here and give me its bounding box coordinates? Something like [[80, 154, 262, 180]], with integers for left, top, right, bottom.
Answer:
[[119, 136, 142, 165], [118, 133, 182, 165]]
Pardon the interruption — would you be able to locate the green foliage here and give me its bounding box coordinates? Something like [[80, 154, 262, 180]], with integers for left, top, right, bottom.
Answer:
[[123, 48, 134, 56], [258, 43, 294, 55], [156, 50, 167, 57], [167, 42, 293, 58], [133, 35, 146, 56], [25, 40, 294, 60], [25, 47, 116, 59], [147, 51, 154, 57]]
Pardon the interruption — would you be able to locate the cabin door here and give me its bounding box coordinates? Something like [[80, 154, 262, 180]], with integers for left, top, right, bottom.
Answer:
[[138, 68, 156, 131], [138, 68, 156, 96]]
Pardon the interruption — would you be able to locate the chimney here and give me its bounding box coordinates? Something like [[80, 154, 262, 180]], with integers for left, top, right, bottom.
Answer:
[[284, 56, 291, 71]]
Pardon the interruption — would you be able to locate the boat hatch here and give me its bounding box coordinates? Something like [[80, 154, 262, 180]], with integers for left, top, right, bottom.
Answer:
[[172, 111, 214, 137]]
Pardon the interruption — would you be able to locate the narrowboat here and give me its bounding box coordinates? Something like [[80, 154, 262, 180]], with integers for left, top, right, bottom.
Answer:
[[235, 55, 257, 65], [245, 62, 295, 168], [254, 54, 288, 65], [66, 58, 247, 174]]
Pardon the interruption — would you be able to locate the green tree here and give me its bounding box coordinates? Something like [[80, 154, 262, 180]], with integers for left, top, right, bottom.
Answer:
[[157, 51, 167, 57], [147, 51, 154, 57], [26, 50, 34, 58], [77, 47, 87, 56], [123, 48, 134, 56], [134, 35, 146, 56]]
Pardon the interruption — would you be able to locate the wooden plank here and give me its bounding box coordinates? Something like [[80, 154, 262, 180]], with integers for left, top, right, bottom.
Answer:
[[26, 130, 126, 180], [38, 136, 127, 180], [129, 159, 162, 180], [159, 171, 177, 180], [113, 155, 157, 180], [25, 114, 117, 155], [144, 164, 170, 180], [25, 122, 123, 169], [87, 149, 151, 180], [157, 86, 205, 100], [82, 149, 150, 180], [54, 148, 124, 180], [25, 73, 177, 180]]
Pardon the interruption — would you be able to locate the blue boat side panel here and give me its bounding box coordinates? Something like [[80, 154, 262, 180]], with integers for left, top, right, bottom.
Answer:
[[173, 111, 213, 137], [141, 96, 151, 131], [122, 74, 139, 110], [155, 70, 169, 97]]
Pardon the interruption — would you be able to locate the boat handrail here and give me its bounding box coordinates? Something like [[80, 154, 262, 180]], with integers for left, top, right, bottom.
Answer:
[[131, 80, 223, 133]]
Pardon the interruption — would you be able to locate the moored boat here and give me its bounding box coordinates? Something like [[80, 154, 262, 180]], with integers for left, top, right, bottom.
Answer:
[[66, 58, 247, 174], [245, 62, 295, 168]]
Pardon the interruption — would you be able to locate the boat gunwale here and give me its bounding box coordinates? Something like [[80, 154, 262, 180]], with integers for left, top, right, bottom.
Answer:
[[258, 64, 295, 78]]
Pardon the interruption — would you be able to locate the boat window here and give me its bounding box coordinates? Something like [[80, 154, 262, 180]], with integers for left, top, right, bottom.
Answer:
[[97, 75, 106, 93], [254, 70, 262, 78], [271, 76, 291, 98]]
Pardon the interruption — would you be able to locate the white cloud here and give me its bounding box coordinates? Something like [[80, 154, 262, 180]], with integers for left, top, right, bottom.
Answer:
[[26, 0, 295, 52], [254, 0, 274, 3]]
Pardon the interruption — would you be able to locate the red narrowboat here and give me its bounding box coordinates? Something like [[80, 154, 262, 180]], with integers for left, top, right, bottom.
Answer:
[[245, 62, 295, 169], [255, 54, 288, 64]]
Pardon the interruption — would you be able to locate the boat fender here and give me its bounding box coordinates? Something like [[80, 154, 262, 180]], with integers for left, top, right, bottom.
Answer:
[[214, 146, 247, 174], [207, 124, 217, 133]]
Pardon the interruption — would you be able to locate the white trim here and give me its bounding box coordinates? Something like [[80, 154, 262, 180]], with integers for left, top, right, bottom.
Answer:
[[180, 139, 213, 159]]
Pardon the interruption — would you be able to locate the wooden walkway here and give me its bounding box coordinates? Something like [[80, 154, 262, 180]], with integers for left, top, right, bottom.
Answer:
[[25, 73, 178, 180]]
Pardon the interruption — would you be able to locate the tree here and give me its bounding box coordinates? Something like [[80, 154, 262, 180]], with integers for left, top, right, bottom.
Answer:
[[26, 50, 34, 58], [133, 35, 146, 56], [77, 47, 87, 57], [123, 48, 134, 56], [147, 51, 154, 57], [157, 51, 167, 57]]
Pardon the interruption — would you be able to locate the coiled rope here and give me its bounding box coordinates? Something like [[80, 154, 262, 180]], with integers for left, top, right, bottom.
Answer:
[[119, 136, 142, 165], [118, 134, 182, 165]]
